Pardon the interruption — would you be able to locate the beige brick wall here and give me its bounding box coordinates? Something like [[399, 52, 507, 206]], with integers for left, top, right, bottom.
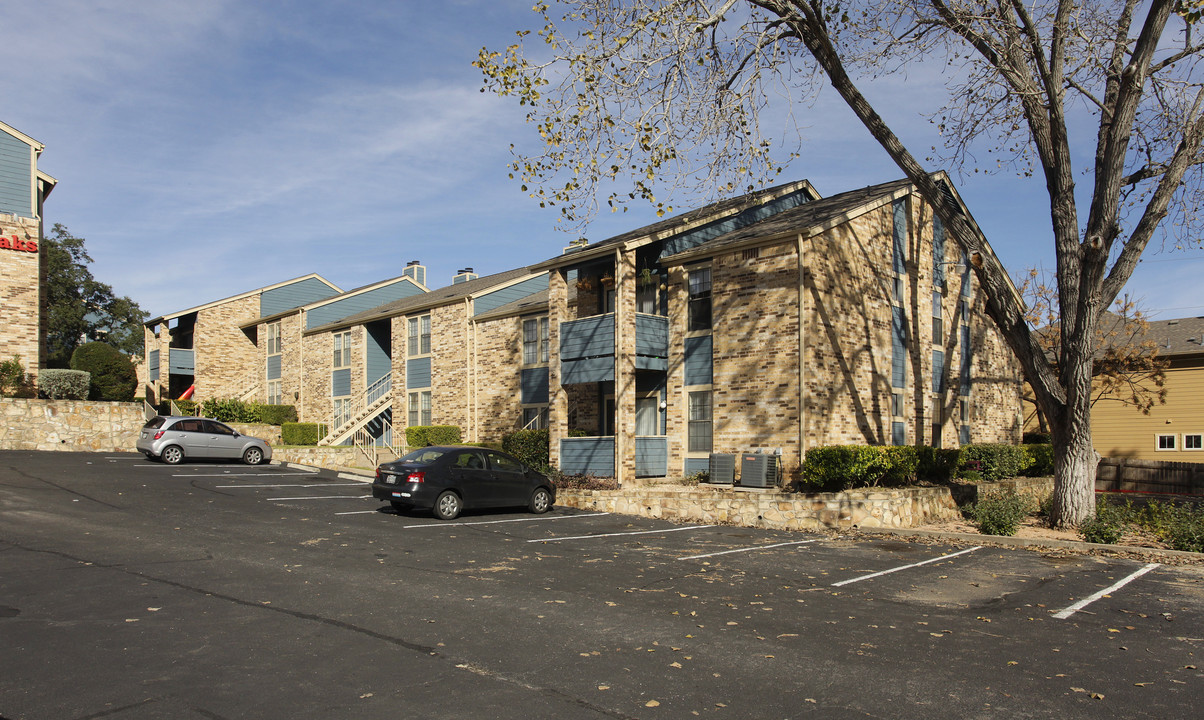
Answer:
[[430, 302, 468, 431], [473, 314, 524, 443], [300, 329, 334, 424], [193, 295, 259, 401], [0, 215, 43, 377]]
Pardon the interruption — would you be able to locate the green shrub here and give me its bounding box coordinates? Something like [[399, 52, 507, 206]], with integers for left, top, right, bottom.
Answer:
[[38, 369, 90, 400], [0, 355, 34, 397], [800, 445, 887, 491], [959, 469, 982, 483], [69, 342, 136, 401], [1079, 499, 1127, 544], [1022, 431, 1051, 445], [256, 404, 298, 425], [680, 470, 709, 485], [879, 446, 920, 485], [958, 444, 1032, 482], [502, 428, 550, 470], [173, 399, 198, 416], [967, 490, 1033, 536], [917, 447, 960, 481], [200, 397, 258, 423], [406, 425, 461, 448], [1024, 444, 1054, 477], [282, 422, 328, 446], [553, 473, 620, 491], [1138, 501, 1204, 553]]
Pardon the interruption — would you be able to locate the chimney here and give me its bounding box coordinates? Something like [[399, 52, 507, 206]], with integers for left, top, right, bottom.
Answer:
[[452, 267, 478, 284], [402, 260, 426, 287], [563, 238, 589, 254]]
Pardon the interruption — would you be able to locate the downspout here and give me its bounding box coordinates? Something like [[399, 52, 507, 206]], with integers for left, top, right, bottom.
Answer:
[[466, 297, 475, 442], [298, 309, 305, 420], [797, 234, 807, 469]]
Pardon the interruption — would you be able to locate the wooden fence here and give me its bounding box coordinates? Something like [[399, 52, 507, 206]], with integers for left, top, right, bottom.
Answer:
[[1097, 457, 1204, 496]]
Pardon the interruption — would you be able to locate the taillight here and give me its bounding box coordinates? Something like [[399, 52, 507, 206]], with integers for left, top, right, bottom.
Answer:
[[153, 430, 165, 440], [375, 467, 382, 481], [406, 471, 425, 484]]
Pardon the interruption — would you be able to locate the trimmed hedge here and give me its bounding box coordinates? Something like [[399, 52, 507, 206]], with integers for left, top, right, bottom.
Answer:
[[198, 397, 298, 425], [800, 445, 887, 491], [70, 342, 137, 401], [39, 369, 90, 400], [1024, 444, 1054, 477], [282, 422, 328, 446], [406, 425, 461, 448], [502, 428, 550, 470], [958, 444, 1033, 482]]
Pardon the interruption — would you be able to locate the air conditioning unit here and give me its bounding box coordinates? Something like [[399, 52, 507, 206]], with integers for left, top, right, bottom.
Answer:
[[708, 453, 736, 485], [740, 452, 778, 488]]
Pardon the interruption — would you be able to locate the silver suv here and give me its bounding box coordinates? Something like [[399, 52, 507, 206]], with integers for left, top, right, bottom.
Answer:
[[137, 416, 273, 465]]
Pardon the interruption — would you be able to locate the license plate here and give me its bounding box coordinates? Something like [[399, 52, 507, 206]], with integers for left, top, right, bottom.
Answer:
[[385, 474, 396, 484]]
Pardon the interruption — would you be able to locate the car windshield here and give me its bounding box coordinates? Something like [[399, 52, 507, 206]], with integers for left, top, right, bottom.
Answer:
[[396, 448, 446, 465], [143, 417, 166, 429]]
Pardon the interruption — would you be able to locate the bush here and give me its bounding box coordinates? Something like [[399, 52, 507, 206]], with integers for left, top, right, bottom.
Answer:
[[917, 447, 960, 482], [800, 445, 887, 491], [1022, 431, 1051, 444], [967, 490, 1033, 536], [200, 397, 258, 423], [406, 425, 461, 448], [553, 473, 619, 491], [38, 369, 90, 400], [1079, 499, 1127, 544], [69, 342, 136, 401], [257, 404, 298, 425], [958, 444, 1032, 482], [879, 446, 919, 485], [502, 428, 550, 470], [173, 399, 198, 416], [1024, 444, 1054, 477], [0, 355, 34, 397], [282, 422, 328, 446], [1137, 501, 1204, 553]]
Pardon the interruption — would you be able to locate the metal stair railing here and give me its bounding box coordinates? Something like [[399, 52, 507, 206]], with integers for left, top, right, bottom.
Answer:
[[319, 372, 393, 446], [350, 416, 405, 468]]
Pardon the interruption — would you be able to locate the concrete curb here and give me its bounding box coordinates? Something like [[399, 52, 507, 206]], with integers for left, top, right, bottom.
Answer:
[[854, 525, 1203, 563]]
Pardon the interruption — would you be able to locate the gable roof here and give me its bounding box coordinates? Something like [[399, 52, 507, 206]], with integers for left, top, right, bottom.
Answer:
[[1139, 316, 1204, 357], [146, 274, 342, 326], [243, 272, 427, 328], [305, 267, 543, 335]]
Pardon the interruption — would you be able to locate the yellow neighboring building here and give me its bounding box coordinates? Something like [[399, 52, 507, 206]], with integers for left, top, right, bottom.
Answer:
[[1092, 316, 1204, 462]]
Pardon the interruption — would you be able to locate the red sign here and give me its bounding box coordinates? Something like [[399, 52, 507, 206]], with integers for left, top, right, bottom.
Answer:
[[0, 235, 38, 253]]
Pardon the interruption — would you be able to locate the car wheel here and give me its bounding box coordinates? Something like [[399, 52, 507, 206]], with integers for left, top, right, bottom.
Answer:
[[161, 445, 184, 465], [529, 487, 552, 514], [389, 501, 411, 514], [242, 447, 263, 465], [432, 491, 462, 521]]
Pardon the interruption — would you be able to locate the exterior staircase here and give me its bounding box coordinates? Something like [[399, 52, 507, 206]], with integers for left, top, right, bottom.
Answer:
[[318, 372, 393, 447]]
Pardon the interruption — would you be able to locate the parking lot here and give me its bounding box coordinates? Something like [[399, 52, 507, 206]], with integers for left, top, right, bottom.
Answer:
[[2, 450, 1202, 719]]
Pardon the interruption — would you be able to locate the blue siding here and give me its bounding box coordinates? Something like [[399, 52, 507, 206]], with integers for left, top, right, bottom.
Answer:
[[406, 357, 431, 389], [260, 278, 339, 317], [521, 367, 549, 404], [366, 322, 391, 385], [635, 437, 669, 477], [661, 187, 814, 258], [266, 355, 281, 380], [0, 130, 33, 217], [474, 274, 548, 317], [168, 349, 194, 375], [149, 350, 160, 381], [562, 356, 614, 384], [684, 336, 713, 385], [684, 457, 709, 475], [560, 437, 616, 476], [635, 355, 667, 371], [635, 314, 668, 358], [305, 280, 425, 330], [331, 368, 351, 397], [561, 314, 614, 359], [891, 307, 906, 389], [892, 199, 907, 273]]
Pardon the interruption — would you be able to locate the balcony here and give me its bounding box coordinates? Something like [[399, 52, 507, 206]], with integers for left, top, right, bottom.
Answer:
[[560, 313, 668, 385]]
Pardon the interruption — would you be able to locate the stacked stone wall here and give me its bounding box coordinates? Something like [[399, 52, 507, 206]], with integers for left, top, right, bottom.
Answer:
[[0, 398, 145, 452]]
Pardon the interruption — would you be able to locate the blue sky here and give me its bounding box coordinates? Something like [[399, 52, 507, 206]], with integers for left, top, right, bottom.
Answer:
[[3, 0, 1201, 319]]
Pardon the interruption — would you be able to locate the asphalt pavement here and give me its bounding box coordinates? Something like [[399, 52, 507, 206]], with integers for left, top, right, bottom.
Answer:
[[1, 450, 1201, 719]]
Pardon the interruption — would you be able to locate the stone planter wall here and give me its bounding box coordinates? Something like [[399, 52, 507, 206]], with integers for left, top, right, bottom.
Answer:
[[0, 398, 147, 452], [273, 446, 366, 470]]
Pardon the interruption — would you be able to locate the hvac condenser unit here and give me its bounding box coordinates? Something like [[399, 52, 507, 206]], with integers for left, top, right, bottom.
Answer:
[[708, 453, 736, 485], [739, 452, 778, 488]]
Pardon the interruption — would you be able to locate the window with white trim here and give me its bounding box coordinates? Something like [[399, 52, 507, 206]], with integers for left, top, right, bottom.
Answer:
[[687, 267, 712, 332], [266, 321, 282, 355], [1185, 433, 1203, 451], [409, 390, 431, 427], [522, 316, 549, 366], [408, 315, 431, 357], [688, 391, 712, 453], [267, 380, 282, 406], [332, 331, 351, 369], [1157, 433, 1177, 451]]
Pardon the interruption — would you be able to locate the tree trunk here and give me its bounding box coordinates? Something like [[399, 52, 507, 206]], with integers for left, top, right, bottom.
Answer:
[[1048, 394, 1098, 527]]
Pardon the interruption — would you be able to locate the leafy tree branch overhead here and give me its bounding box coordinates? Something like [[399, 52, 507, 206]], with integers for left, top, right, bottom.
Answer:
[[477, 0, 1204, 526]]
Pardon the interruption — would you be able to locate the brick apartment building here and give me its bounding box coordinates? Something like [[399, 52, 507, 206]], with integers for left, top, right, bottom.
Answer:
[[0, 121, 56, 379]]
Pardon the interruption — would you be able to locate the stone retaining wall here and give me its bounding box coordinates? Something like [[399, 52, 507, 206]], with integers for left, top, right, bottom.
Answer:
[[0, 398, 146, 452], [273, 446, 365, 470]]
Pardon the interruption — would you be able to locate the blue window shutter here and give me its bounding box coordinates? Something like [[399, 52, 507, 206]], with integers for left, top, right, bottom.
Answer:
[[932, 350, 945, 393], [960, 324, 972, 395], [892, 199, 907, 273], [933, 214, 946, 286], [891, 307, 906, 389]]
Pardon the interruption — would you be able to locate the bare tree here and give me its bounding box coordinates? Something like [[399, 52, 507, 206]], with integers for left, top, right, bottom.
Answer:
[[476, 0, 1204, 526], [1020, 269, 1168, 433]]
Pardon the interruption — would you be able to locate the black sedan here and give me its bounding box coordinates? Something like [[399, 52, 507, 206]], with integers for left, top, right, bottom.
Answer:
[[372, 446, 555, 520]]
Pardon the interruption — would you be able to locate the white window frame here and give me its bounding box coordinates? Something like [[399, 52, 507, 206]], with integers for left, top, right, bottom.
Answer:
[[332, 331, 352, 369], [408, 315, 431, 357], [522, 316, 549, 366], [1184, 433, 1203, 451], [266, 321, 282, 355], [409, 390, 432, 427], [267, 379, 282, 406], [1156, 433, 1177, 452]]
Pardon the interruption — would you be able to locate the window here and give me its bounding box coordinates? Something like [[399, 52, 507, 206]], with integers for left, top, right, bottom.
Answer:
[[409, 390, 431, 426], [1157, 434, 1177, 451], [688, 391, 712, 452], [522, 317, 549, 366], [687, 267, 712, 331], [266, 322, 282, 355], [522, 406, 549, 430], [408, 315, 431, 356], [333, 398, 351, 427], [1185, 434, 1203, 451], [486, 450, 525, 473], [931, 398, 943, 448], [932, 350, 946, 393], [932, 291, 944, 345], [891, 392, 903, 417], [636, 396, 661, 436], [267, 380, 282, 405], [333, 331, 351, 369]]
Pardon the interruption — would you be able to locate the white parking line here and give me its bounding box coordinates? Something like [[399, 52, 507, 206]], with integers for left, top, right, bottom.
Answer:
[[1051, 563, 1161, 619], [401, 512, 609, 528], [831, 546, 983, 587], [215, 483, 365, 489], [678, 539, 818, 560], [175, 472, 315, 478], [267, 495, 372, 501], [528, 525, 705, 543]]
